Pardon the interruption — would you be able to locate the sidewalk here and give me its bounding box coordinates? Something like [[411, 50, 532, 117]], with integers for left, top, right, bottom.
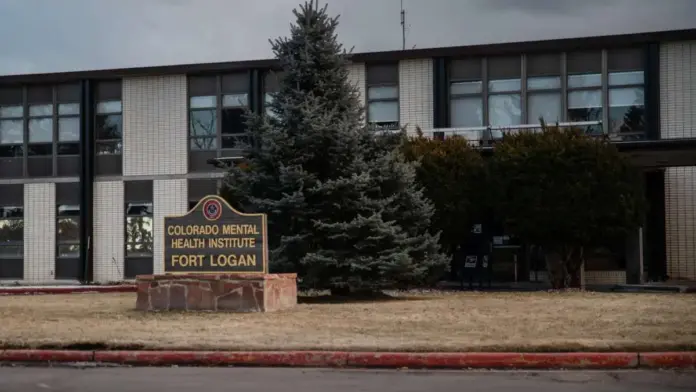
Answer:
[[0, 349, 694, 369]]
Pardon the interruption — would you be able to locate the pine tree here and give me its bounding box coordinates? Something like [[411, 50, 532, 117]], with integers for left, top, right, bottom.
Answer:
[[221, 0, 447, 292]]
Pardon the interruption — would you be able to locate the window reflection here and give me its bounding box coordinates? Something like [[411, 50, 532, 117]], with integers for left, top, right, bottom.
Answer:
[[451, 97, 483, 127], [189, 96, 217, 151], [126, 202, 153, 258], [57, 205, 79, 259], [567, 73, 603, 135], [608, 71, 645, 139], [489, 94, 521, 127], [95, 100, 123, 155], [0, 206, 23, 258], [367, 85, 400, 131]]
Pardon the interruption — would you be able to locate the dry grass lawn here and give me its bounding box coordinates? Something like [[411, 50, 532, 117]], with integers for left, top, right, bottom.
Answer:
[[1, 291, 695, 352]]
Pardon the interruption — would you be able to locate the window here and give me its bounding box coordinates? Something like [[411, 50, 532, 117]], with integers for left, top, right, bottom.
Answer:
[[187, 73, 250, 153], [487, 57, 521, 128], [189, 96, 217, 150], [0, 206, 23, 259], [264, 70, 283, 119], [566, 51, 603, 135], [221, 92, 249, 149], [0, 104, 23, 158], [608, 49, 645, 140], [27, 103, 53, 156], [526, 54, 562, 125], [450, 59, 483, 128], [366, 64, 399, 130], [57, 104, 80, 156], [125, 202, 153, 258], [56, 205, 79, 259], [95, 100, 122, 155]]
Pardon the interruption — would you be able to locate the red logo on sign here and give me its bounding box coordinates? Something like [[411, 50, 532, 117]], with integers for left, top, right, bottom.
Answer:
[[202, 199, 222, 221]]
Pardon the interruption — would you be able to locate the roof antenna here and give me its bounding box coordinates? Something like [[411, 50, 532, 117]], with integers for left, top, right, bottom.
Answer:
[[400, 0, 406, 50]]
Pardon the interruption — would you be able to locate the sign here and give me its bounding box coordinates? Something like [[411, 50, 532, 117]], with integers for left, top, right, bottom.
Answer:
[[163, 195, 268, 274]]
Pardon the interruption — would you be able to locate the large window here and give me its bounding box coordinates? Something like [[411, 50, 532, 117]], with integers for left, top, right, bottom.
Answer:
[[526, 54, 562, 125], [264, 71, 284, 119], [95, 100, 122, 155], [56, 204, 79, 259], [125, 202, 153, 259], [450, 59, 483, 128], [188, 73, 250, 153], [57, 104, 80, 156], [0, 206, 23, 260], [366, 63, 399, 130], [0, 102, 23, 158], [189, 95, 217, 151], [608, 48, 645, 140], [566, 51, 603, 135], [487, 57, 521, 128], [27, 103, 53, 157]]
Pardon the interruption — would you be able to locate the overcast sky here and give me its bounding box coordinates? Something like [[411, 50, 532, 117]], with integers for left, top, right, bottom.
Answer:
[[1, 0, 694, 76]]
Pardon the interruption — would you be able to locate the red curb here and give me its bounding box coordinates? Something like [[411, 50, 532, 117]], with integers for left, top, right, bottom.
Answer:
[[0, 350, 93, 362], [0, 286, 136, 296], [639, 352, 696, 368], [93, 351, 638, 369]]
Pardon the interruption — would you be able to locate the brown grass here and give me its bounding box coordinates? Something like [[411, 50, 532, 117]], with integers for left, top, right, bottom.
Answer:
[[1, 291, 695, 352]]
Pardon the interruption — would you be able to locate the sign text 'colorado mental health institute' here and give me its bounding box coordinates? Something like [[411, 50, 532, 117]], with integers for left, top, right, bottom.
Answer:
[[163, 195, 268, 274]]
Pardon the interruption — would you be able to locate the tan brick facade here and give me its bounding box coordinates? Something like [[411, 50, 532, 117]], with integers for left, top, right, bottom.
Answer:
[[22, 183, 56, 283], [123, 75, 188, 176]]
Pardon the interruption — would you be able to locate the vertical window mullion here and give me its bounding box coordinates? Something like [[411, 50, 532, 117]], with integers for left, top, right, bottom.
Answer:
[[561, 52, 568, 122], [601, 49, 609, 135], [521, 54, 528, 124], [216, 75, 222, 157]]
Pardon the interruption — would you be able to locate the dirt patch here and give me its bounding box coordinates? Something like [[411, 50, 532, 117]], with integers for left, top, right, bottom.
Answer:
[[1, 291, 695, 352]]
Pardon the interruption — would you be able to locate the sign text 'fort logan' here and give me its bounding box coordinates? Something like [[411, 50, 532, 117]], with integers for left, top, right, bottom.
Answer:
[[163, 195, 268, 274]]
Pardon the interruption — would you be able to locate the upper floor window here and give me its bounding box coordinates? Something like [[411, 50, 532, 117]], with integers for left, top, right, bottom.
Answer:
[[0, 87, 23, 158], [366, 63, 399, 130], [566, 51, 603, 135], [56, 83, 81, 156], [188, 73, 250, 153], [526, 54, 562, 125], [26, 86, 53, 157], [608, 48, 645, 140], [95, 81, 123, 155], [487, 57, 522, 128], [449, 58, 483, 128], [264, 70, 284, 119], [0, 206, 23, 259]]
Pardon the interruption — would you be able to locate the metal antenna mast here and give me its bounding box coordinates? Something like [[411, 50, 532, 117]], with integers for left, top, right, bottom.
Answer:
[[400, 0, 406, 50]]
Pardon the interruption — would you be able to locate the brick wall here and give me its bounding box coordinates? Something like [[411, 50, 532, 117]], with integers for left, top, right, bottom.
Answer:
[[660, 41, 696, 139], [23, 183, 56, 283], [93, 181, 124, 283], [660, 41, 696, 280], [665, 167, 696, 280], [153, 179, 188, 275], [122, 75, 188, 176], [399, 59, 434, 134]]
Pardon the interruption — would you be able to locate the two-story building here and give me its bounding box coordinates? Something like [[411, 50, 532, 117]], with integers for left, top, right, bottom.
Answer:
[[1, 29, 695, 285]]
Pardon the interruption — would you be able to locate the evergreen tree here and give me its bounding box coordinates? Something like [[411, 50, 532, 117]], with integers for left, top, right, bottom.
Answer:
[[221, 0, 447, 292]]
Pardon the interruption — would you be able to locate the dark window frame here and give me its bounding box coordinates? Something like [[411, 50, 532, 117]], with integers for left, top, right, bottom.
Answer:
[[124, 201, 154, 259], [0, 102, 24, 158], [187, 73, 251, 156], [487, 56, 523, 129], [94, 99, 123, 155], [26, 101, 54, 157], [0, 206, 24, 260], [56, 204, 80, 259], [56, 101, 81, 156], [365, 63, 400, 131]]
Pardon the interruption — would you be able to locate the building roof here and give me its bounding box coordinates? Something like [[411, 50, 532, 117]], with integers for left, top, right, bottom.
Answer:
[[1, 28, 695, 85]]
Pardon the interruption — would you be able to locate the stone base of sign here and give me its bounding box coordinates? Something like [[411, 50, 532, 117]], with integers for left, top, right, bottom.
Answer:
[[135, 273, 297, 312]]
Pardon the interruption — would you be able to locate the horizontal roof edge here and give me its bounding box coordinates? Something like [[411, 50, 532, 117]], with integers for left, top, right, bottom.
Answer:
[[1, 28, 694, 85]]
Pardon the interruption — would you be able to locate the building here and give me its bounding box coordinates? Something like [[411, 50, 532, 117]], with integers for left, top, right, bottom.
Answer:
[[1, 29, 695, 285]]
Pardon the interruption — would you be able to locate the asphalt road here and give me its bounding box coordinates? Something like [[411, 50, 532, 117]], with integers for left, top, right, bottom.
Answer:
[[0, 367, 694, 392]]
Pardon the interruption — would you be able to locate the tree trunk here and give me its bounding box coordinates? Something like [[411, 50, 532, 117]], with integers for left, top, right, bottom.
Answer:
[[545, 246, 584, 290]]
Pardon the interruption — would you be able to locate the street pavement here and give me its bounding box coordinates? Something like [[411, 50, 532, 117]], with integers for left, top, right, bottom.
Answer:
[[0, 366, 694, 392]]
